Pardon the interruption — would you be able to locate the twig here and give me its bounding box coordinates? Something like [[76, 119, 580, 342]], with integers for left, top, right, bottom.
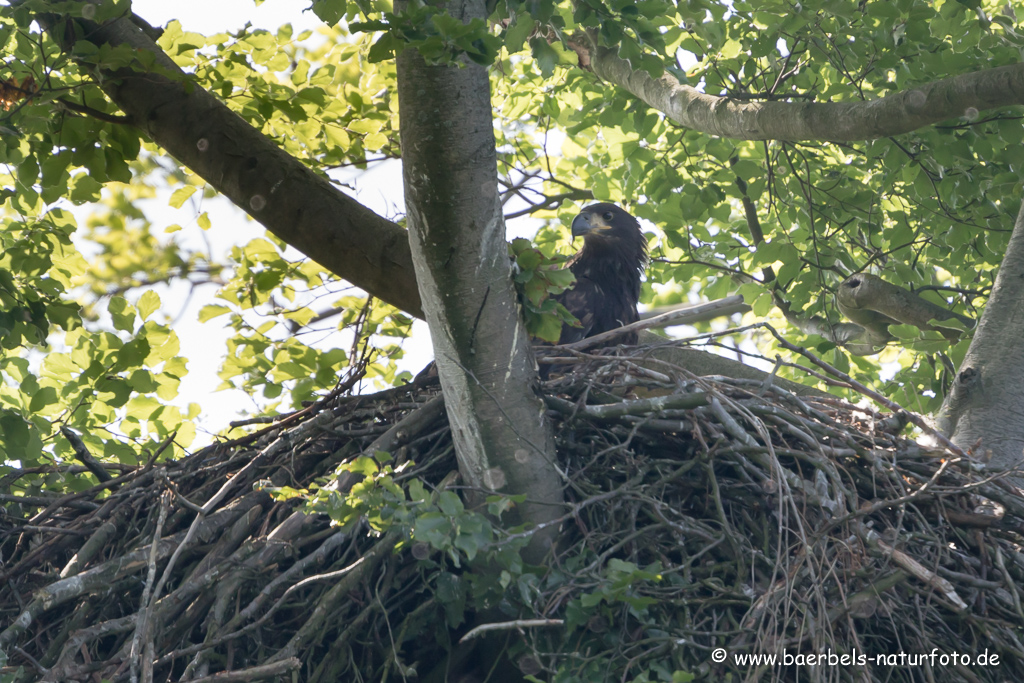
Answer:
[[186, 658, 301, 683], [11, 645, 47, 676], [56, 97, 132, 124], [59, 426, 112, 482], [459, 619, 564, 644], [858, 523, 968, 610], [130, 490, 171, 683]]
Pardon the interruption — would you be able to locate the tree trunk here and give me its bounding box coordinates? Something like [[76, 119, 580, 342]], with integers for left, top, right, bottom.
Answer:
[[939, 202, 1024, 471], [395, 0, 564, 555]]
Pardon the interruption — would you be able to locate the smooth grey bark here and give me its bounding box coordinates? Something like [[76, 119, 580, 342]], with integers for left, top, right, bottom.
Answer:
[[780, 274, 975, 356], [590, 46, 1024, 142], [40, 12, 423, 318], [395, 1, 563, 553], [938, 202, 1024, 471], [835, 274, 973, 334]]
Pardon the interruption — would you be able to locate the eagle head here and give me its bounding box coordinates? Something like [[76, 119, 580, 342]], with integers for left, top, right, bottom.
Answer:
[[570, 203, 648, 267]]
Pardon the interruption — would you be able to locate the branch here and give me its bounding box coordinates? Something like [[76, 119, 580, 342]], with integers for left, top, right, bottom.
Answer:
[[858, 522, 968, 611], [187, 659, 301, 683], [639, 299, 750, 323], [504, 188, 594, 219], [32, 10, 424, 319], [458, 619, 564, 644], [589, 46, 1024, 142], [766, 272, 974, 356], [395, 0, 562, 561], [836, 273, 975, 338], [764, 323, 969, 458], [56, 97, 132, 124], [780, 310, 884, 356], [58, 426, 112, 483], [555, 295, 745, 352]]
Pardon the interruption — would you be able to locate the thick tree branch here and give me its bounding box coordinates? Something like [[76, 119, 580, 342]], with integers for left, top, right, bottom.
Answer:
[[590, 46, 1024, 142], [639, 299, 750, 323], [396, 0, 563, 558], [776, 273, 974, 356], [836, 273, 974, 338], [38, 11, 423, 318]]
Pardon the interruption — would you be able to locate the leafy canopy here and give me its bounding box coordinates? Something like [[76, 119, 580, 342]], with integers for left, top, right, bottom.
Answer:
[[0, 0, 1017, 487]]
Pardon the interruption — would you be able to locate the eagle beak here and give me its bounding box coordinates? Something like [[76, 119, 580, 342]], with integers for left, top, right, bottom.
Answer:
[[571, 211, 610, 238]]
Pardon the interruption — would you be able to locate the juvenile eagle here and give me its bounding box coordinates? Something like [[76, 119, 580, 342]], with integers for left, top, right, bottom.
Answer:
[[556, 203, 648, 345]]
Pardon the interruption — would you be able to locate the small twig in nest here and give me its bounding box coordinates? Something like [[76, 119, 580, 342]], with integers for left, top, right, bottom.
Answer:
[[459, 619, 565, 644]]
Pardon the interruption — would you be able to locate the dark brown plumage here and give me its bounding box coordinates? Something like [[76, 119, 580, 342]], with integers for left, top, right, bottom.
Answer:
[[555, 203, 648, 345]]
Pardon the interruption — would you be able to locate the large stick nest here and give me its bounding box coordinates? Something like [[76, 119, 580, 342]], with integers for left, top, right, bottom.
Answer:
[[3, 343, 1024, 683]]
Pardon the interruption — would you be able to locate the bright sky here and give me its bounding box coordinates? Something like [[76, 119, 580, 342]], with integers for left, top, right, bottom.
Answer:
[[134, 0, 322, 34]]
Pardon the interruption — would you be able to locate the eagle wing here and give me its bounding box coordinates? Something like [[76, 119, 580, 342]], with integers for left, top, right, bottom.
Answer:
[[554, 274, 601, 345]]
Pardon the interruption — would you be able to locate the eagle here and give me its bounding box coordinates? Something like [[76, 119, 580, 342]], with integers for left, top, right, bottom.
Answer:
[[415, 203, 647, 383], [555, 203, 648, 345]]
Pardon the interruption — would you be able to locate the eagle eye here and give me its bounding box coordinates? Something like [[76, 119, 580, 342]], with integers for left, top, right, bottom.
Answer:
[[602, 211, 613, 221]]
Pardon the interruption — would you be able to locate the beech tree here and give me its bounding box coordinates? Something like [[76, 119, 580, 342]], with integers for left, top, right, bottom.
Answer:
[[3, 0, 1024, 548], [9, 1, 1024, 680]]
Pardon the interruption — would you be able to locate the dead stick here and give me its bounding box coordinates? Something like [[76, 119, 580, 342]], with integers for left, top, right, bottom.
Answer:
[[59, 426, 111, 482], [185, 658, 301, 682], [459, 619, 564, 644], [557, 295, 745, 352]]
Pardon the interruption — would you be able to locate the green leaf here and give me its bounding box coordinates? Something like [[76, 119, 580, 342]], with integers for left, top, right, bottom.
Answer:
[[530, 312, 563, 343], [414, 513, 452, 547], [505, 13, 536, 54], [312, 0, 347, 25], [199, 304, 231, 322], [28, 386, 58, 413], [530, 37, 559, 77], [168, 186, 198, 209], [438, 490, 464, 516], [42, 353, 76, 381], [115, 337, 151, 369], [510, 238, 532, 253], [545, 269, 575, 288], [516, 249, 542, 270], [0, 409, 34, 460], [344, 455, 379, 477], [138, 291, 160, 321], [108, 297, 136, 333], [888, 323, 919, 340], [69, 174, 102, 204], [367, 32, 399, 62], [364, 132, 388, 150], [435, 572, 466, 627], [752, 292, 773, 317]]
